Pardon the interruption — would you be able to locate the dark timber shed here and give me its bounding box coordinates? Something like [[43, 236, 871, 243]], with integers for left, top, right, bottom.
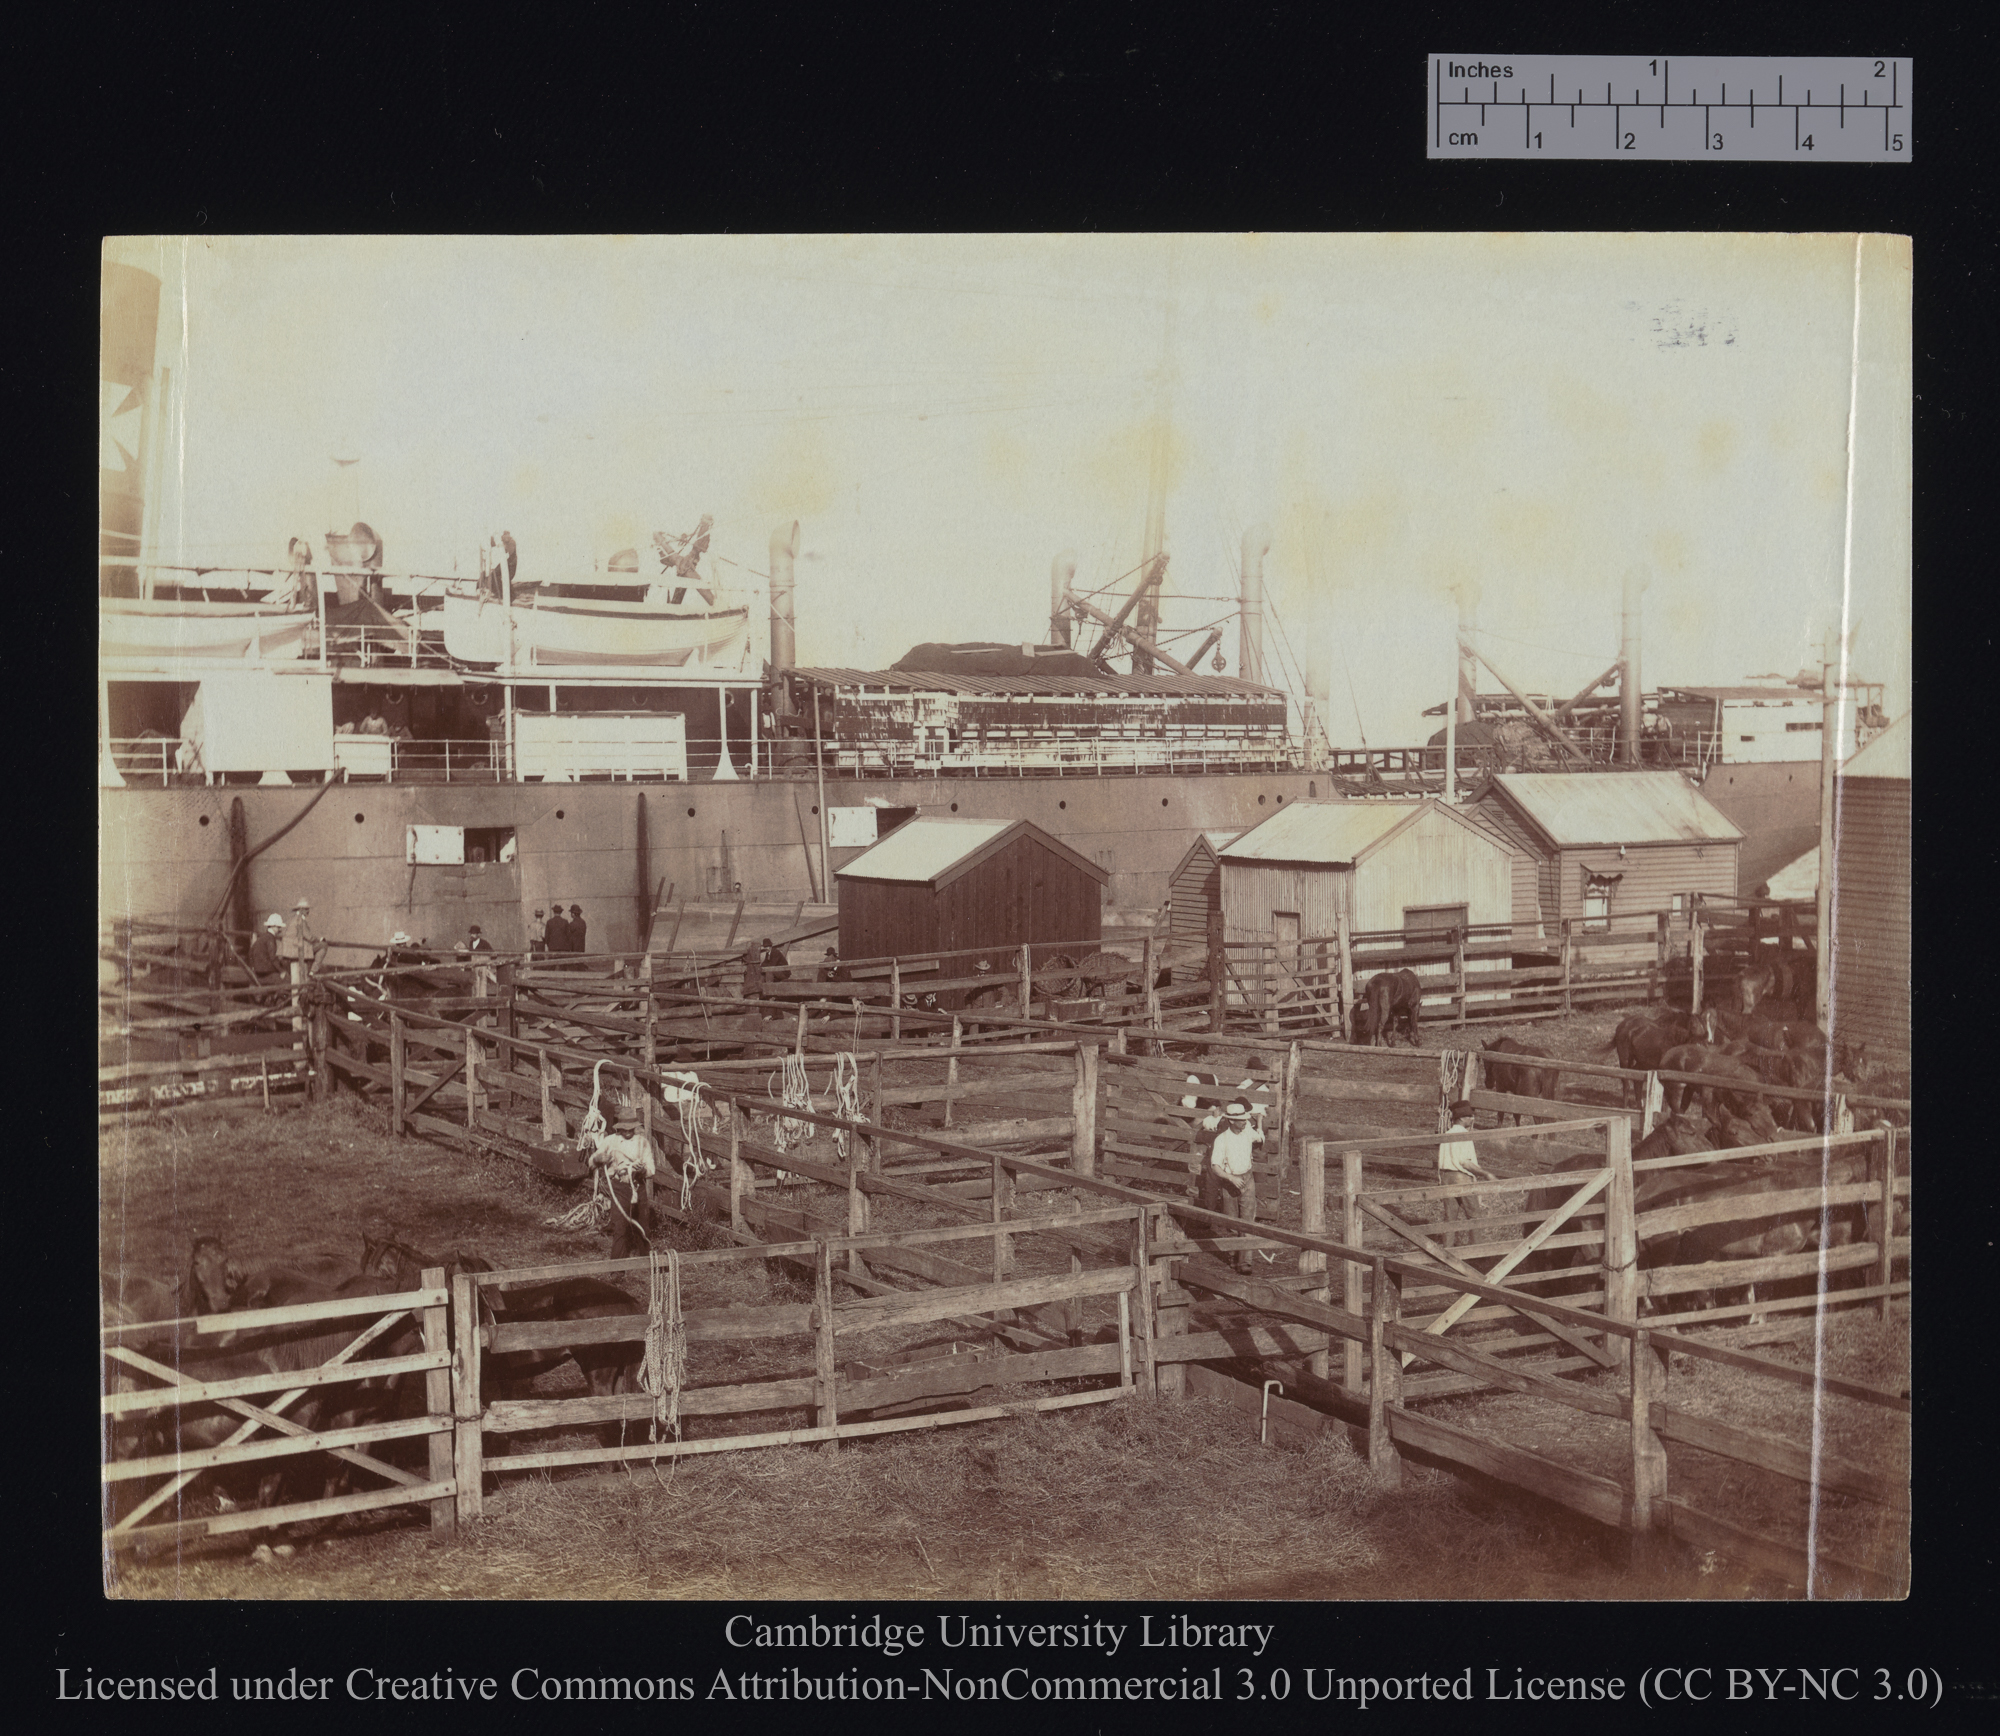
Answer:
[[1828, 713, 1910, 1061], [833, 815, 1108, 964]]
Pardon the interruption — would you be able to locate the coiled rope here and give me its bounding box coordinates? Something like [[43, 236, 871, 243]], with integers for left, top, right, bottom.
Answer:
[[769, 1046, 816, 1153], [661, 1069, 714, 1209]]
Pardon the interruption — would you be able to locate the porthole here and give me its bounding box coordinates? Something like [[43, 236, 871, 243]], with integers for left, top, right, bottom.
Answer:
[[1058, 800, 1067, 810], [354, 813, 366, 824], [555, 809, 565, 819], [810, 805, 819, 815], [687, 807, 697, 818], [1277, 795, 1284, 804], [1258, 795, 1267, 805], [197, 814, 210, 827], [1160, 798, 1168, 808], [950, 802, 959, 812]]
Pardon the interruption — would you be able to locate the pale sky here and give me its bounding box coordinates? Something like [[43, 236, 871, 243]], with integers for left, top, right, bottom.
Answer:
[[105, 233, 1911, 745]]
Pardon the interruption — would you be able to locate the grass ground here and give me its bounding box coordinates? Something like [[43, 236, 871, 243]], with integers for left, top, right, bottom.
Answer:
[[100, 1000, 1909, 1601]]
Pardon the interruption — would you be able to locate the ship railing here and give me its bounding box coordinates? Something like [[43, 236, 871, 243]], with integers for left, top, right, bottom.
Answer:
[[103, 736, 192, 787], [816, 738, 1297, 778], [320, 622, 455, 670]]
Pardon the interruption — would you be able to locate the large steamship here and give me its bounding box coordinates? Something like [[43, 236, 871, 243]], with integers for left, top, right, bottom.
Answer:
[[98, 259, 1875, 960]]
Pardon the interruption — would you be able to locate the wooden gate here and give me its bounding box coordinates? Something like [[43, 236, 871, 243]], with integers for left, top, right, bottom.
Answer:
[[103, 1275, 457, 1554]]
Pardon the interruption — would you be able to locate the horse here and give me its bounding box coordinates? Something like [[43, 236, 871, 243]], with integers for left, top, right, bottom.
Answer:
[[1739, 954, 1808, 1015], [1480, 1038, 1560, 1124], [1657, 1044, 1768, 1122], [1352, 969, 1422, 1047], [1606, 1010, 1706, 1104], [362, 1235, 645, 1447]]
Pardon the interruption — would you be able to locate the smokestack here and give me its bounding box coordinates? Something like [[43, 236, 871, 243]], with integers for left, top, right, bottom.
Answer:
[[769, 521, 799, 674], [1620, 567, 1647, 765], [1050, 551, 1076, 647], [1456, 592, 1478, 726], [1239, 523, 1271, 686]]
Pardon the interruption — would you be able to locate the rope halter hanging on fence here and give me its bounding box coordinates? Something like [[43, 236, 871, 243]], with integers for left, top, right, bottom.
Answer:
[[769, 1043, 816, 1154], [639, 1246, 686, 1444], [661, 1069, 714, 1209], [827, 1051, 862, 1161], [1438, 1050, 1474, 1132]]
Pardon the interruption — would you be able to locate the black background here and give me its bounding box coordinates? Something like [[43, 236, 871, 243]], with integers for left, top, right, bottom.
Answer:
[[39, 0, 1986, 1724]]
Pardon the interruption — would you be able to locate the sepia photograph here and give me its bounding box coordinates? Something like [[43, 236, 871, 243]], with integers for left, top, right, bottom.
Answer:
[[98, 232, 1910, 1605]]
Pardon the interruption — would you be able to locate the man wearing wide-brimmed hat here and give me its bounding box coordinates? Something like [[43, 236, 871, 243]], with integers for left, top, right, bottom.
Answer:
[[1197, 1098, 1260, 1274], [247, 912, 285, 979]]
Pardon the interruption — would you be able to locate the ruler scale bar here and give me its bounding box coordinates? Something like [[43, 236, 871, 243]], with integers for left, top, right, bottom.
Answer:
[[1427, 55, 1910, 161]]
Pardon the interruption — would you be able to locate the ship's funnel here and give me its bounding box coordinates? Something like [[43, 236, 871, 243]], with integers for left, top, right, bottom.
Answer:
[[1239, 523, 1271, 685], [1050, 551, 1077, 647], [769, 521, 799, 673]]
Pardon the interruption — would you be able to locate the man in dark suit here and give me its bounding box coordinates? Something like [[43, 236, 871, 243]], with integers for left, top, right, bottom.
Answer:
[[567, 904, 588, 955], [544, 906, 573, 955]]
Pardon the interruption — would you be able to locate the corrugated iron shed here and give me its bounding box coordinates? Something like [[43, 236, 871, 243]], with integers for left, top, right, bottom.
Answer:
[[1220, 798, 1509, 866], [1491, 772, 1743, 847], [1842, 711, 1909, 779], [789, 666, 1283, 700], [834, 815, 1109, 888]]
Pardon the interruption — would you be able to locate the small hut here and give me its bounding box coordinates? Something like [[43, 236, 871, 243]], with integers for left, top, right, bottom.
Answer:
[[1165, 830, 1241, 963], [833, 815, 1108, 968]]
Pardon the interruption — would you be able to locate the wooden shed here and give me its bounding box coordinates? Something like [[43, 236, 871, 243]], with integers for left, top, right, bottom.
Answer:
[[1217, 799, 1520, 947], [1828, 713, 1909, 1060], [1468, 772, 1741, 939], [833, 815, 1108, 965], [1165, 830, 1241, 958]]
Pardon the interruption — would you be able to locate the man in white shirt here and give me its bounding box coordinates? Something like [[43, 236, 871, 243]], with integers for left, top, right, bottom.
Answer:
[[1437, 1099, 1490, 1246], [1199, 1099, 1261, 1273]]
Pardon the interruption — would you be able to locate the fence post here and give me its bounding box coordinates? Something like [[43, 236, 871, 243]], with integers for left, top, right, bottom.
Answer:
[[1018, 943, 1033, 1021], [420, 1266, 456, 1539], [1208, 915, 1225, 1033], [1300, 1140, 1328, 1381], [1144, 933, 1163, 1032], [944, 1017, 961, 1127], [1261, 941, 1277, 1035], [1132, 1204, 1155, 1391], [1628, 1329, 1668, 1559], [390, 1010, 407, 1137], [1071, 1042, 1099, 1178], [1153, 1205, 1188, 1399], [1343, 1151, 1365, 1392], [1277, 1040, 1301, 1200], [990, 1152, 1012, 1279], [639, 981, 657, 1145], [868, 1053, 884, 1172], [1872, 1124, 1898, 1320], [449, 1269, 482, 1529], [729, 1112, 748, 1234], [1367, 1257, 1403, 1488], [1602, 1114, 1638, 1372], [847, 1154, 869, 1281], [890, 958, 901, 1044], [1689, 901, 1705, 1013], [1452, 928, 1467, 1023], [1335, 908, 1354, 1039], [465, 1024, 484, 1132], [813, 1238, 838, 1453], [539, 1051, 565, 1142], [1560, 919, 1574, 1017], [1653, 912, 1668, 1005]]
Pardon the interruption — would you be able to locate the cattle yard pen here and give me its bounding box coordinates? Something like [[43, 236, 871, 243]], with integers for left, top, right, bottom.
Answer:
[[103, 929, 1909, 1593]]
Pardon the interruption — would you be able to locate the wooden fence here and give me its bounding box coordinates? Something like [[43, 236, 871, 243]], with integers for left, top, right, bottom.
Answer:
[[107, 948, 1907, 1590]]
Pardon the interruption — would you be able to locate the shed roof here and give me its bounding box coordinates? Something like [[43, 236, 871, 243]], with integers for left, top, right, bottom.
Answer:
[[833, 815, 1109, 889], [1486, 773, 1743, 847], [1219, 798, 1513, 867], [1170, 830, 1243, 875], [1842, 711, 1909, 779], [1761, 846, 1820, 900], [789, 666, 1283, 701]]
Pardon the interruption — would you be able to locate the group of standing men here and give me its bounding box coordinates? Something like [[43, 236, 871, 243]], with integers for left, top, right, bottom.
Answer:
[[528, 904, 589, 958]]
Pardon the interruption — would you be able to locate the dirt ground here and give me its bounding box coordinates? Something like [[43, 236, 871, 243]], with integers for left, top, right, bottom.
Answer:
[[99, 1000, 1909, 1600]]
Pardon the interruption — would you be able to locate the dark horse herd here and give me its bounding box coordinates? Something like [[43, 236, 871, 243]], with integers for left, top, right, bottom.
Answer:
[[103, 1232, 654, 1533]]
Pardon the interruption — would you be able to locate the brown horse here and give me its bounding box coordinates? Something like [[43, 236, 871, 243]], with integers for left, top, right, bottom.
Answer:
[[1480, 1037, 1560, 1124], [1352, 969, 1422, 1047]]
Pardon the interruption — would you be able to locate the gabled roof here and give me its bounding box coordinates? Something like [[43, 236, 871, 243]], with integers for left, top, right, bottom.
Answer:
[[1170, 830, 1243, 876], [1762, 846, 1819, 900], [1484, 773, 1742, 847], [1842, 711, 1909, 780], [1219, 798, 1516, 868], [833, 815, 1109, 889]]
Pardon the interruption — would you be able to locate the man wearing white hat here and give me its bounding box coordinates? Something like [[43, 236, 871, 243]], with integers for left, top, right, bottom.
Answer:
[[1198, 1099, 1261, 1273], [279, 898, 318, 966], [247, 913, 285, 980]]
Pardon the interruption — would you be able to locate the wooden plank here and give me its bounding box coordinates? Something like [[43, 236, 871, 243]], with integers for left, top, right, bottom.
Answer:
[[103, 1348, 446, 1416], [102, 1285, 444, 1344], [107, 1478, 456, 1552], [1636, 1181, 1880, 1238], [1380, 1320, 1628, 1418], [487, 1302, 813, 1354], [834, 1267, 1135, 1336], [1655, 1495, 1904, 1598], [1651, 1403, 1907, 1510], [1177, 1265, 1367, 1343], [1644, 1241, 1881, 1295], [1643, 1323, 1909, 1411], [1388, 1404, 1632, 1530], [103, 1414, 447, 1483]]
